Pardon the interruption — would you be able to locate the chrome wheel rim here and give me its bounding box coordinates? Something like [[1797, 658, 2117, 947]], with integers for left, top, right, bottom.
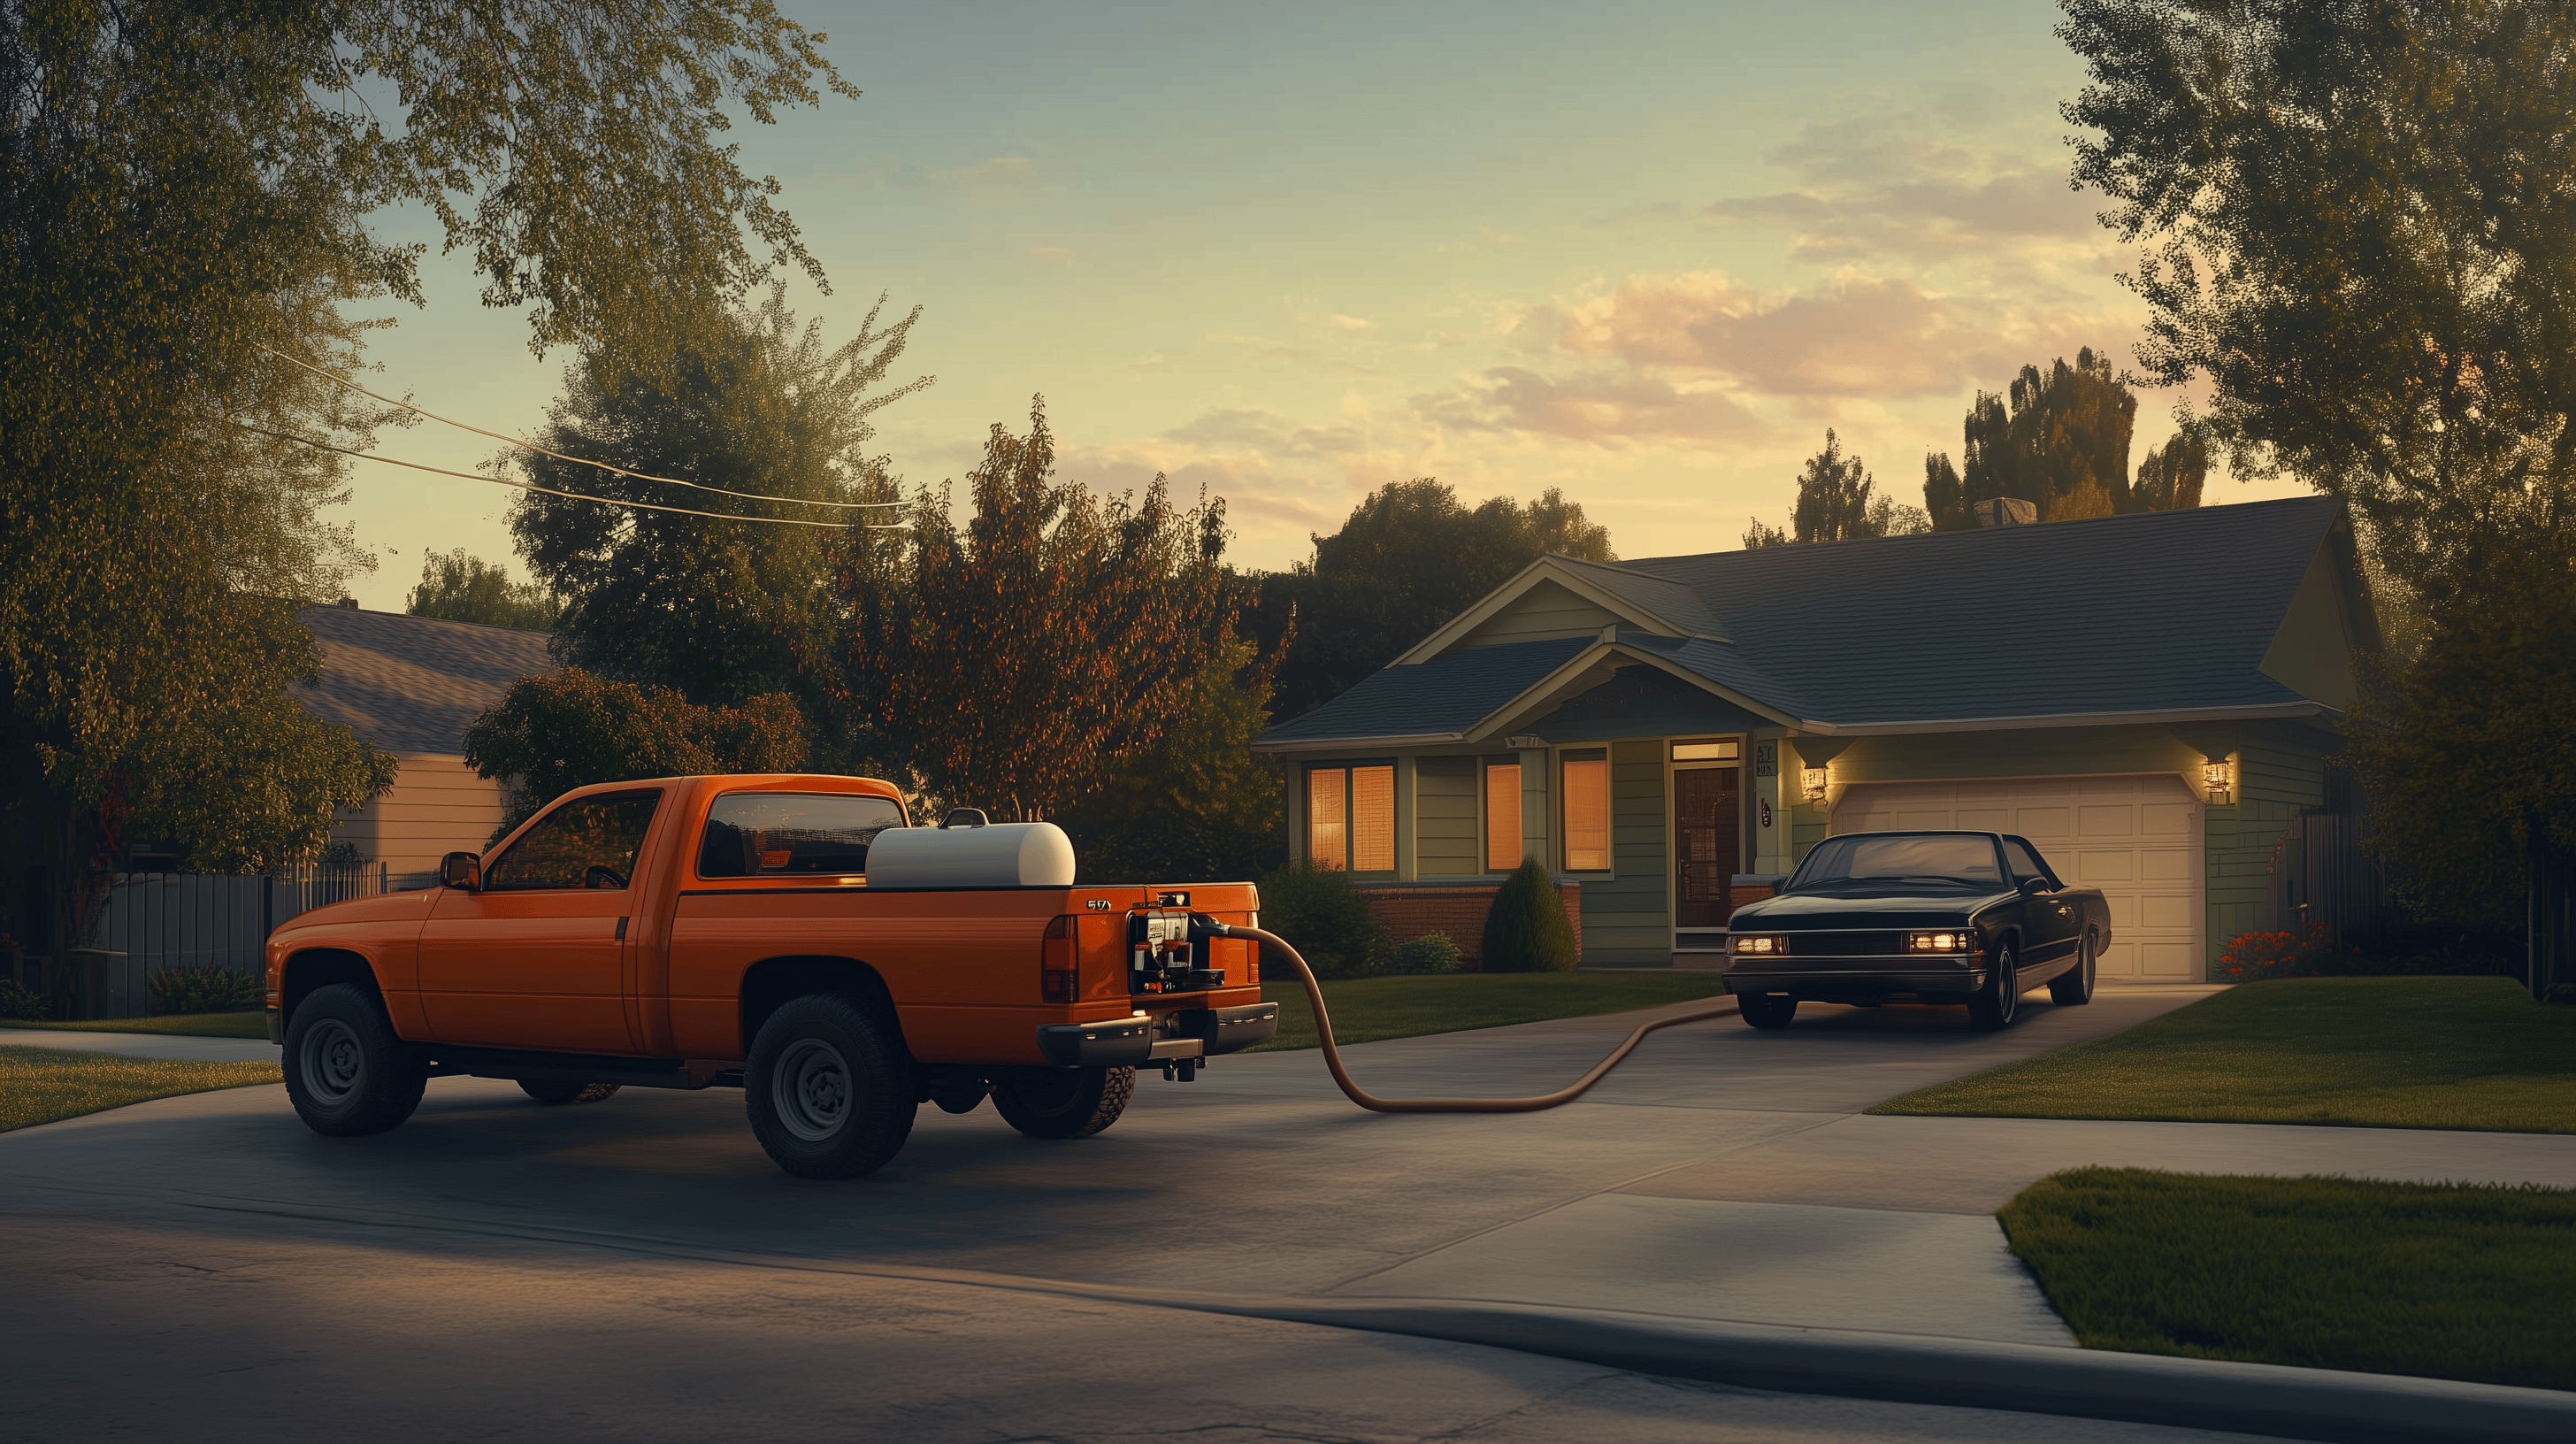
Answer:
[[773, 1038, 851, 1142], [299, 1018, 364, 1107]]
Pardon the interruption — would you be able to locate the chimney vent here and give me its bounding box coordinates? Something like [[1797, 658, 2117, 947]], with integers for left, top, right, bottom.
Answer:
[[1973, 497, 2038, 527]]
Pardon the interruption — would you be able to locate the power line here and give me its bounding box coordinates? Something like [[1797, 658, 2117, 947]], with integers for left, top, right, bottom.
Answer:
[[234, 421, 906, 531], [257, 344, 907, 511]]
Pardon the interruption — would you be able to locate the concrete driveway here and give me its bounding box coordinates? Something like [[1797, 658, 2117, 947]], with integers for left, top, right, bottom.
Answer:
[[8, 987, 2572, 1442]]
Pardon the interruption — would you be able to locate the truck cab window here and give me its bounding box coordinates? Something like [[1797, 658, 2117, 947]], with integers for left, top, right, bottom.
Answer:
[[2001, 838, 2057, 889], [698, 792, 908, 878], [485, 791, 663, 891]]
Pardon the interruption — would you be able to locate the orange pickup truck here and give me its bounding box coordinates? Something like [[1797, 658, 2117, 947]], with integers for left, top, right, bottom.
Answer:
[[262, 773, 1276, 1178]]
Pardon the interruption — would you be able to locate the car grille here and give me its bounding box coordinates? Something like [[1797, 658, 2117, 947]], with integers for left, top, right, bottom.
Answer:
[[1782, 932, 1911, 957]]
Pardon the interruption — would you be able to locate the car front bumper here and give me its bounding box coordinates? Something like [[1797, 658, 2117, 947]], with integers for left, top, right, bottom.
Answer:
[[1721, 956, 1986, 1000], [1036, 1002, 1280, 1067]]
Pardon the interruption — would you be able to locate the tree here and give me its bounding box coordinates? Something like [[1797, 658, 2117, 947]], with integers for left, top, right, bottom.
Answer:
[[407, 550, 559, 632], [819, 401, 1247, 823], [1741, 518, 1792, 549], [1753, 433, 1932, 546], [2132, 430, 2210, 514], [1925, 350, 2200, 527], [3, 3, 851, 961], [509, 286, 925, 715], [463, 668, 808, 840], [1255, 480, 1617, 721], [2060, 0, 2576, 595], [2343, 539, 2576, 928]]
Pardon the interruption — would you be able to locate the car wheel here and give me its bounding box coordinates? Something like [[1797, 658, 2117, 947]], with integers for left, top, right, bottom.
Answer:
[[518, 1079, 623, 1105], [1967, 943, 2021, 1030], [1738, 993, 1798, 1030], [282, 983, 426, 1137], [746, 994, 917, 1179], [993, 1065, 1135, 1140], [2049, 932, 2097, 1006]]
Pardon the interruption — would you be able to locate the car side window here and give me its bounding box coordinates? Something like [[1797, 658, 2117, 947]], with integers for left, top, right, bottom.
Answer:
[[698, 792, 908, 878], [2001, 838, 2056, 888], [484, 791, 663, 891]]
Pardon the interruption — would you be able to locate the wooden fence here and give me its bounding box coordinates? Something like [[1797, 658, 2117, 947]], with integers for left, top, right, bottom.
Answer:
[[87, 863, 390, 1016]]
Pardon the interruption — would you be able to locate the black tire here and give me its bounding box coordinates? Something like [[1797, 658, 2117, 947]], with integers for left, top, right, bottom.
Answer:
[[993, 1065, 1134, 1140], [1738, 994, 1798, 1030], [1967, 943, 2022, 1031], [745, 994, 916, 1179], [282, 983, 426, 1137], [2049, 932, 2098, 1006], [518, 1079, 623, 1105]]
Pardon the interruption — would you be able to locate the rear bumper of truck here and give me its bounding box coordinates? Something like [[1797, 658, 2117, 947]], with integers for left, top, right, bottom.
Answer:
[[1036, 1003, 1278, 1067]]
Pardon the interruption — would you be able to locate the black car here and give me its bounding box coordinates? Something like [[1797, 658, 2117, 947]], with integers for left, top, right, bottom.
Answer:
[[1721, 830, 2110, 1031]]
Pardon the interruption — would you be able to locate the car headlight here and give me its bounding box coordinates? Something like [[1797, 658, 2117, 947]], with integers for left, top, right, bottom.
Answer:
[[1731, 934, 1786, 955], [1905, 930, 1975, 953]]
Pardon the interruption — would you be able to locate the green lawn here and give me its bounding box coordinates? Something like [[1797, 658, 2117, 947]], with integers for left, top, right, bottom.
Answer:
[[2001, 1168, 2576, 1390], [1254, 971, 1736, 1051], [0, 1045, 282, 1133], [0, 1010, 268, 1039], [1870, 977, 2576, 1133]]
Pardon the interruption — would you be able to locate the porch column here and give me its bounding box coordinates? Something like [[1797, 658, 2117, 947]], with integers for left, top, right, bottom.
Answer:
[[1394, 755, 1417, 881], [1519, 746, 1552, 871], [1754, 734, 1795, 875]]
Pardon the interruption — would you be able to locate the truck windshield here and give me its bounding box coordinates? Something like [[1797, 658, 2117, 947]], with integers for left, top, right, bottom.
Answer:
[[698, 792, 908, 878], [1785, 833, 2005, 895]]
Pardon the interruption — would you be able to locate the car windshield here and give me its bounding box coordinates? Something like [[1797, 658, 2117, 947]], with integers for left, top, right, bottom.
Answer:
[[1785, 833, 2006, 895]]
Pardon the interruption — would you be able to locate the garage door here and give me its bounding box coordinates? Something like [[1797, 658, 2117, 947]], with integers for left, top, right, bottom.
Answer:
[[1829, 776, 2203, 983]]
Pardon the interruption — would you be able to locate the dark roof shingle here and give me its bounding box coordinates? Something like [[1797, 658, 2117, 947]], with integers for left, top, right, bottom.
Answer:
[[292, 606, 557, 754]]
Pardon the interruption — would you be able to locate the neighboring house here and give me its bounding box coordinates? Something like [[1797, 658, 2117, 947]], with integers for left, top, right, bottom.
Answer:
[[1254, 496, 2375, 982], [292, 603, 556, 888]]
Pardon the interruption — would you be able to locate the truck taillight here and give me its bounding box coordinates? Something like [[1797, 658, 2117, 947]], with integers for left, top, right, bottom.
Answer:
[[1041, 914, 1078, 1003]]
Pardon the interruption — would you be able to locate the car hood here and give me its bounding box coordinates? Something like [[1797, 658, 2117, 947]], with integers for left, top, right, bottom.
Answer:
[[1729, 890, 2012, 930]]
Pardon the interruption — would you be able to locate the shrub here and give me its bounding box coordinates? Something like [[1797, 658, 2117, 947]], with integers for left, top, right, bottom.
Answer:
[[1254, 859, 1390, 979], [0, 979, 45, 1021], [1386, 932, 1463, 975], [1481, 857, 1579, 972], [2218, 925, 2340, 983], [149, 966, 262, 1016]]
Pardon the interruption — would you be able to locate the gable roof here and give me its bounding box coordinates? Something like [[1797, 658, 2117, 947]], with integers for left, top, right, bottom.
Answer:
[[292, 605, 557, 755], [1258, 496, 2367, 751]]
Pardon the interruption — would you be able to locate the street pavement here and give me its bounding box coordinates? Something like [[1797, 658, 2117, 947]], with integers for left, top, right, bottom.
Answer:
[[6, 987, 2572, 1442]]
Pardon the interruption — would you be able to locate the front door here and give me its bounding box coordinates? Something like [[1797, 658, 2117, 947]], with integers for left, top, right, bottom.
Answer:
[[1674, 766, 1742, 929], [418, 789, 663, 1054]]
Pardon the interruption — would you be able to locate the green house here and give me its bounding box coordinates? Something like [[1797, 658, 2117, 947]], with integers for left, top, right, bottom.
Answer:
[[1252, 497, 2376, 981]]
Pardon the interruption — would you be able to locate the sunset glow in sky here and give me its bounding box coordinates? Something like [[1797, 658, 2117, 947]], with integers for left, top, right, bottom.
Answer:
[[335, 0, 2305, 610]]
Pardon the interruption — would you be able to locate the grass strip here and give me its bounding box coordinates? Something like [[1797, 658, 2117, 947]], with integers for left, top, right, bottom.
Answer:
[[1870, 977, 2576, 1133], [2000, 1167, 2576, 1390], [0, 1011, 268, 1039], [0, 1045, 281, 1133], [1254, 971, 1735, 1051]]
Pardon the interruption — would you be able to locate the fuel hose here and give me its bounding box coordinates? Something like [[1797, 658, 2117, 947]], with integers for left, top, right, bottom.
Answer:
[[1206, 920, 1740, 1114]]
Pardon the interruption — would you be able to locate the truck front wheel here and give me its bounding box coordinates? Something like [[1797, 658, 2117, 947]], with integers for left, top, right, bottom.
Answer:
[[282, 983, 426, 1137], [993, 1065, 1133, 1140], [746, 994, 916, 1179]]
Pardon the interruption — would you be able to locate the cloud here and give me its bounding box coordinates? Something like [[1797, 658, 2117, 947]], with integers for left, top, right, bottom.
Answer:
[[1414, 367, 1762, 445], [1162, 408, 1368, 459], [1550, 270, 1982, 398], [1323, 313, 1374, 331], [1703, 113, 2105, 263]]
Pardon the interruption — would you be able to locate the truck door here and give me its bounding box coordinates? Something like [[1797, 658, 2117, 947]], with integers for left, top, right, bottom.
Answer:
[[418, 788, 663, 1054], [2002, 835, 2079, 970]]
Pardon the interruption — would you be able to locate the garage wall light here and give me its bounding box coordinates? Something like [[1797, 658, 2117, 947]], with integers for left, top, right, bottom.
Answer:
[[1801, 766, 1829, 805], [2203, 758, 2234, 806]]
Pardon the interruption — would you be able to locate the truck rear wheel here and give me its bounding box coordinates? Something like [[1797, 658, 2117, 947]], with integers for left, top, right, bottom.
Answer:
[[283, 983, 426, 1137], [518, 1079, 622, 1105], [746, 994, 916, 1179], [993, 1065, 1133, 1140]]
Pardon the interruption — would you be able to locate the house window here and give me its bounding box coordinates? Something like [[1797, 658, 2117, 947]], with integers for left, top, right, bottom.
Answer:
[[1484, 760, 1522, 872], [1562, 749, 1609, 872], [1307, 764, 1395, 872]]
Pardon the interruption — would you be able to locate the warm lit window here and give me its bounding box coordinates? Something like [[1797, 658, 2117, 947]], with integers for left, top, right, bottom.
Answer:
[[1562, 751, 1609, 871], [1672, 738, 1740, 762], [1484, 760, 1522, 872], [1307, 768, 1346, 869], [1308, 764, 1396, 872], [1353, 765, 1394, 872]]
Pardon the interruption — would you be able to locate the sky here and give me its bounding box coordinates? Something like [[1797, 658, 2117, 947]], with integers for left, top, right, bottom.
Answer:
[[334, 0, 2306, 611]]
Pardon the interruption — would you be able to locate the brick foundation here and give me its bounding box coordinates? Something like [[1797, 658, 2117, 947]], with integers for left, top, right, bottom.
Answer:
[[1354, 881, 1583, 968]]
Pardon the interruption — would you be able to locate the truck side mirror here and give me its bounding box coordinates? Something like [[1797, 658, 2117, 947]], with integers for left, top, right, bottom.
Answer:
[[2018, 875, 2050, 898], [440, 852, 482, 891]]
